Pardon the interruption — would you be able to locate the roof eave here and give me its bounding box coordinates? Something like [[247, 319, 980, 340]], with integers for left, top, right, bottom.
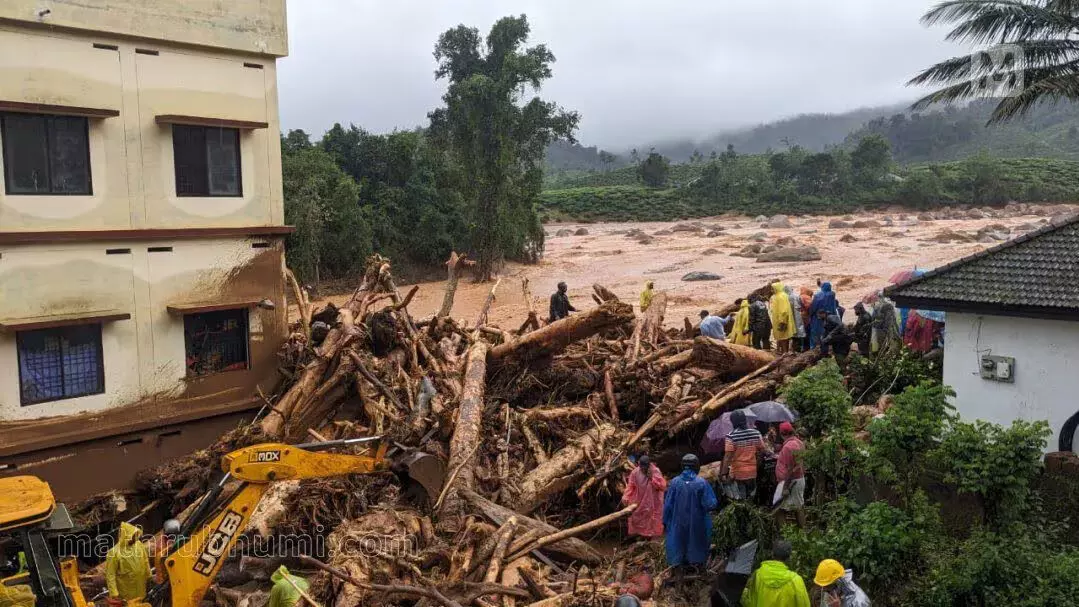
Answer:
[[890, 296, 1079, 322]]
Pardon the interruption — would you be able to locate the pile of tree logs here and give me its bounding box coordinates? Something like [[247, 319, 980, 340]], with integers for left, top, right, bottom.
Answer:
[[126, 254, 823, 606]]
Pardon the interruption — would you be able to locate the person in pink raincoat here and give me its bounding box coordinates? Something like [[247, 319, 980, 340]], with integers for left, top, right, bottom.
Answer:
[[621, 455, 668, 538]]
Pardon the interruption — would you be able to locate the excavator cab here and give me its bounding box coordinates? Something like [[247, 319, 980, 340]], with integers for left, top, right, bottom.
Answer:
[[0, 476, 88, 607]]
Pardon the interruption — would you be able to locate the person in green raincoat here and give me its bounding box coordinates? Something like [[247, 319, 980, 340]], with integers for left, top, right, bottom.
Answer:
[[269, 565, 310, 607], [105, 522, 152, 604], [741, 540, 810, 607]]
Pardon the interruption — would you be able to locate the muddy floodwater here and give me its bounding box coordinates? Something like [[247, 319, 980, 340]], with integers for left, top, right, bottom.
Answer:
[[308, 207, 1075, 329]]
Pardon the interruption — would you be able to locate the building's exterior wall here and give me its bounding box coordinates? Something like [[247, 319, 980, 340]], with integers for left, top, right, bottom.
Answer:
[[943, 312, 1079, 453], [0, 25, 284, 231], [0, 239, 286, 421], [0, 0, 290, 497], [0, 0, 287, 57]]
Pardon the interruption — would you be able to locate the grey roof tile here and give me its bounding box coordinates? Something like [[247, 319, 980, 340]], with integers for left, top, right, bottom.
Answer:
[[886, 214, 1079, 312]]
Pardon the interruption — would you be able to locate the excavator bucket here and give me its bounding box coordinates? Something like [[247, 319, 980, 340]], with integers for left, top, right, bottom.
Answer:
[[393, 452, 445, 507]]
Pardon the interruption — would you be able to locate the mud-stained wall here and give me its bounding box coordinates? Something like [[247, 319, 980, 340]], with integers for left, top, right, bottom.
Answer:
[[0, 25, 285, 231], [0, 0, 287, 57], [0, 239, 286, 421]]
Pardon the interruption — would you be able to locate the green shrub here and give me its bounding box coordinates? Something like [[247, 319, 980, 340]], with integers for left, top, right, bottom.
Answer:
[[848, 347, 942, 407], [931, 419, 1051, 527], [712, 500, 778, 556], [802, 429, 868, 503], [905, 529, 1079, 607], [780, 359, 852, 436], [788, 493, 941, 593], [866, 382, 955, 495]]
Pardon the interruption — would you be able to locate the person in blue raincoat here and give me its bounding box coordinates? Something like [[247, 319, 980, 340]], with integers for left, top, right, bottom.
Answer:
[[807, 282, 840, 349], [662, 453, 718, 582]]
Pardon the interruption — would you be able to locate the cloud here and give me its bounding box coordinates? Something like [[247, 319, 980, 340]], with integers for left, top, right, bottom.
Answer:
[[278, 0, 964, 149]]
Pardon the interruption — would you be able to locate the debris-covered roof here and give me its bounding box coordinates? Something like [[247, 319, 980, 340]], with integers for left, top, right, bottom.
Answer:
[[886, 213, 1079, 319]]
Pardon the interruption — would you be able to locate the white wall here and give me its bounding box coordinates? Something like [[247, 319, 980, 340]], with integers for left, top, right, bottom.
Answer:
[[944, 312, 1079, 453]]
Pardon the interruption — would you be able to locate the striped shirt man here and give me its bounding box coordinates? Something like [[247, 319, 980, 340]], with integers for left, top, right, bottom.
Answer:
[[724, 427, 767, 481]]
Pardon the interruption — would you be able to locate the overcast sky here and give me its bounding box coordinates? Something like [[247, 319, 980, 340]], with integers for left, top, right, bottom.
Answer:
[[278, 0, 965, 149]]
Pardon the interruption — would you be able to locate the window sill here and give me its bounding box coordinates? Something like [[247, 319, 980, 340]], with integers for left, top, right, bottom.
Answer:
[[167, 299, 264, 316], [0, 310, 130, 333]]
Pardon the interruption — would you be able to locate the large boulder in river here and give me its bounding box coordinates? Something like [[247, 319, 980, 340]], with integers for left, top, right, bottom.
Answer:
[[917, 212, 935, 221], [706, 230, 724, 237], [766, 215, 793, 228], [967, 208, 987, 220], [703, 248, 721, 255], [671, 223, 704, 233], [682, 271, 723, 282], [775, 236, 798, 246], [839, 234, 858, 243], [733, 243, 764, 257], [574, 227, 590, 236], [754, 215, 768, 223], [756, 246, 822, 263], [852, 220, 881, 229], [828, 219, 853, 229], [555, 228, 573, 237], [750, 232, 768, 242]]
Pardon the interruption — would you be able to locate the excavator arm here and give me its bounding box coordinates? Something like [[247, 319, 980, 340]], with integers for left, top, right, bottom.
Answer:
[[142, 437, 388, 607]]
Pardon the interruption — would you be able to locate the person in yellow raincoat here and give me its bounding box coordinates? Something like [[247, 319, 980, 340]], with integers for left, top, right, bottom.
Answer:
[[731, 299, 752, 346], [769, 282, 796, 353], [269, 565, 310, 607], [105, 522, 151, 605], [639, 281, 655, 313]]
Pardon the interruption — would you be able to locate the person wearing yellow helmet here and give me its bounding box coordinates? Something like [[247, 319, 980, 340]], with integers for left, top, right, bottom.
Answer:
[[813, 560, 870, 607]]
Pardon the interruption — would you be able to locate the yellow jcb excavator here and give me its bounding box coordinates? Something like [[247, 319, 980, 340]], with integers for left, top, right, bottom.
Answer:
[[0, 436, 444, 607]]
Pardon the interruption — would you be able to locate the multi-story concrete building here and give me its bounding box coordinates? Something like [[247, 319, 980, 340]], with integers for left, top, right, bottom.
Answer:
[[0, 1, 291, 500]]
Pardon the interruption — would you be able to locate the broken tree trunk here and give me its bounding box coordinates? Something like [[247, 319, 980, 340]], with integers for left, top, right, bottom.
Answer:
[[488, 301, 634, 366], [517, 278, 541, 334], [716, 283, 775, 318], [575, 373, 684, 499], [438, 252, 473, 318], [504, 504, 637, 564], [592, 284, 620, 303], [474, 278, 503, 330], [447, 342, 489, 499], [690, 336, 776, 376], [459, 489, 602, 565], [669, 349, 821, 436], [516, 423, 617, 514]]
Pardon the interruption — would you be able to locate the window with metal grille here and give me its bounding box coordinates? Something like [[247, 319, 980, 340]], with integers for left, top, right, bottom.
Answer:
[[183, 309, 249, 376], [1, 113, 92, 195], [17, 324, 105, 405], [172, 125, 241, 197]]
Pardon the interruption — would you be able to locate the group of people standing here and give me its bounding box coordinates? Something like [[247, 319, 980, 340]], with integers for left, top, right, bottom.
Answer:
[[692, 280, 914, 368], [619, 419, 868, 606]]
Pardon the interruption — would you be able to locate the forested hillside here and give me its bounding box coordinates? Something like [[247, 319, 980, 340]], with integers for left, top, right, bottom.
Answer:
[[848, 99, 1079, 163], [539, 136, 1079, 222]]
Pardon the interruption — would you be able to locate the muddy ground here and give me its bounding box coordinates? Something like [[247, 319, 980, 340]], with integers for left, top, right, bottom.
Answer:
[[305, 205, 1075, 328]]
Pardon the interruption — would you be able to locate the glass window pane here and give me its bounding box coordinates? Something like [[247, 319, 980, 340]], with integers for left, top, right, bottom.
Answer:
[[60, 325, 103, 398], [48, 116, 91, 194], [184, 308, 249, 376], [174, 125, 208, 196], [2, 114, 51, 194], [206, 128, 240, 196], [17, 330, 65, 404]]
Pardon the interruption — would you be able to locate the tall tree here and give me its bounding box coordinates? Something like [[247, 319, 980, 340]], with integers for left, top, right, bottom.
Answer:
[[637, 150, 671, 187], [428, 15, 579, 280], [910, 0, 1079, 122]]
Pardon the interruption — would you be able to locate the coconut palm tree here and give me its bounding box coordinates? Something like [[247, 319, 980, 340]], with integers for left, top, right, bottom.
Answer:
[[910, 0, 1079, 123]]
